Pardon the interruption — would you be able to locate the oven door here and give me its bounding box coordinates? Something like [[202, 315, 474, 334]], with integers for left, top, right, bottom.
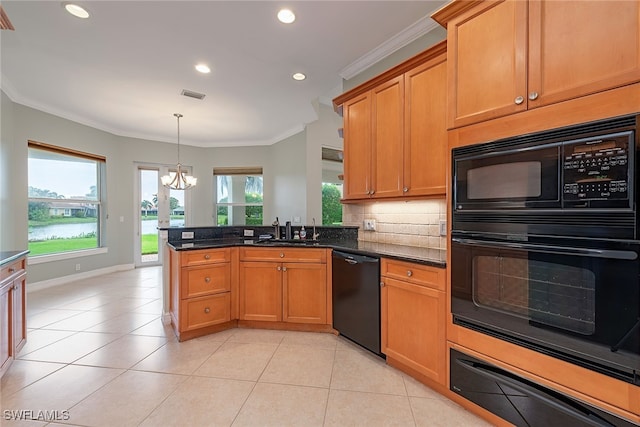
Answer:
[[451, 234, 640, 385]]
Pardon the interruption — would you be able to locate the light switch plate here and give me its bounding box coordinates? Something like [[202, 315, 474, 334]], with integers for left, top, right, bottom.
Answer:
[[439, 220, 447, 236], [181, 231, 194, 239], [363, 219, 376, 231]]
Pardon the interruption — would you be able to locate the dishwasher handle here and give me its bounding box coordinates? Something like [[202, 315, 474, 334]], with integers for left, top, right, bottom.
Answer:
[[332, 250, 380, 265]]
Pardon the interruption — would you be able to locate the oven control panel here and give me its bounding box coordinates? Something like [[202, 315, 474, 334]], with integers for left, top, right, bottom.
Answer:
[[562, 135, 630, 201]]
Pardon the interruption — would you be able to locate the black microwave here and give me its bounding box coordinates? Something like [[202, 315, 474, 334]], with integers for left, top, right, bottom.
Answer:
[[452, 114, 639, 240]]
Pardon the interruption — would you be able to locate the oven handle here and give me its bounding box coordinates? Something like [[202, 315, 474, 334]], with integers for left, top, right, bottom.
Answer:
[[451, 237, 638, 260]]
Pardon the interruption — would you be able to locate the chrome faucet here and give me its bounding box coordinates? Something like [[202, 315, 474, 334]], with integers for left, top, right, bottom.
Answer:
[[312, 218, 320, 241], [272, 217, 280, 239]]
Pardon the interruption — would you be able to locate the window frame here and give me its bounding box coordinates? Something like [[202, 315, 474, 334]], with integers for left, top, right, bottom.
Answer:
[[214, 167, 263, 226], [27, 140, 107, 259]]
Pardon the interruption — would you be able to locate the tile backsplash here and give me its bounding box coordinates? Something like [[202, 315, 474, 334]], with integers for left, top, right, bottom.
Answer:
[[342, 199, 447, 251]]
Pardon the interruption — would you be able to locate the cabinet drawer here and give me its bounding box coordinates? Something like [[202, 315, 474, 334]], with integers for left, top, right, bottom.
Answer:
[[1, 259, 25, 281], [239, 247, 327, 263], [181, 293, 230, 331], [180, 248, 230, 266], [381, 258, 445, 291], [181, 264, 230, 299]]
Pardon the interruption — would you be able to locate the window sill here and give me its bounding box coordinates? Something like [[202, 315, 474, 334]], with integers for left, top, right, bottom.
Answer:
[[28, 247, 109, 265]]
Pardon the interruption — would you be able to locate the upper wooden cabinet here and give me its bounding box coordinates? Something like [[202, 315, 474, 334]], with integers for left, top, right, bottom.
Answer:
[[434, 0, 640, 129], [335, 41, 447, 201]]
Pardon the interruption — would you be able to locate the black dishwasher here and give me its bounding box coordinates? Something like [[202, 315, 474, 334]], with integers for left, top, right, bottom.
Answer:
[[332, 250, 382, 356]]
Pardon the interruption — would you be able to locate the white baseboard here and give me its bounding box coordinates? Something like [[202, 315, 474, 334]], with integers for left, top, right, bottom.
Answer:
[[27, 264, 136, 292]]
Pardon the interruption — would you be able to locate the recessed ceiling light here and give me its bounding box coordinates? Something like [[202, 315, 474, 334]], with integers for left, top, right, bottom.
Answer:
[[292, 72, 306, 81], [277, 9, 295, 24], [63, 2, 90, 19], [195, 64, 211, 74]]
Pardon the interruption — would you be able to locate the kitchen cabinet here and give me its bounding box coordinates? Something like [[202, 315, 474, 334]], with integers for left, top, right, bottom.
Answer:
[[380, 258, 446, 385], [169, 248, 232, 340], [0, 255, 27, 378], [434, 0, 640, 129], [335, 41, 447, 201], [239, 247, 328, 325]]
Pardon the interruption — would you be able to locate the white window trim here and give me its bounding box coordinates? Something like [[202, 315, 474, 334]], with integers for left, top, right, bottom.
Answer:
[[28, 247, 109, 265]]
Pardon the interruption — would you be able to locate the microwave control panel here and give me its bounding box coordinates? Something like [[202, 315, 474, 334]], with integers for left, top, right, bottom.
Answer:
[[562, 135, 630, 201]]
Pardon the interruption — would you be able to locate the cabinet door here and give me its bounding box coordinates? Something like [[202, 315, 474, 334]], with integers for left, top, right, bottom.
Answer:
[[371, 76, 404, 198], [343, 92, 372, 199], [239, 262, 282, 322], [404, 57, 447, 196], [381, 277, 446, 384], [0, 282, 12, 375], [528, 1, 640, 108], [447, 0, 528, 128], [12, 272, 26, 354], [282, 263, 327, 324]]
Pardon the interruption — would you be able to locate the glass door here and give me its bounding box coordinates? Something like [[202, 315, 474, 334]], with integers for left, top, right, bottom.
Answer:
[[136, 165, 189, 267]]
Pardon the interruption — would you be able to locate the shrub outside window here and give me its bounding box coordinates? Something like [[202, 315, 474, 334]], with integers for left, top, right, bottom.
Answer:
[[27, 141, 106, 256]]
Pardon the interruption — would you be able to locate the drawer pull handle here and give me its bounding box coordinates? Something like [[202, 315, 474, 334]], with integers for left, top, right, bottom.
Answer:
[[204, 254, 211, 260], [407, 270, 413, 277], [8, 268, 15, 273], [279, 253, 284, 258], [204, 307, 210, 314], [205, 277, 211, 283]]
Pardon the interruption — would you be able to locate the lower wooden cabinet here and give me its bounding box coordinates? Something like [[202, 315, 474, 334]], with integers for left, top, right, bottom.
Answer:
[[0, 255, 27, 379], [239, 248, 328, 325], [381, 258, 446, 385], [169, 248, 232, 340]]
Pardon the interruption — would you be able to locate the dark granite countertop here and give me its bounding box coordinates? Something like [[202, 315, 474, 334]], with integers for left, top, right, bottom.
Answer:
[[0, 250, 29, 267], [168, 238, 445, 268]]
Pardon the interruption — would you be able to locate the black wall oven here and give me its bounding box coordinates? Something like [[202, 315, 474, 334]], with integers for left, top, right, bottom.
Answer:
[[451, 114, 640, 386]]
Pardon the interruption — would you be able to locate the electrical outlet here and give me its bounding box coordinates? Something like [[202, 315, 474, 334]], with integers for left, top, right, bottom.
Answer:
[[294, 216, 301, 223], [75, 264, 81, 271], [181, 231, 194, 239], [439, 220, 447, 236], [363, 219, 376, 231], [243, 229, 254, 237]]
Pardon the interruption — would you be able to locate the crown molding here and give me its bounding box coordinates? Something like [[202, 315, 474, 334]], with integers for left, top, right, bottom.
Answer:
[[338, 15, 440, 80]]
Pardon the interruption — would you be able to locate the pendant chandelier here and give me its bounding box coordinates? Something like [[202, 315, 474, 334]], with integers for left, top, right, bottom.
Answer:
[[161, 113, 197, 190]]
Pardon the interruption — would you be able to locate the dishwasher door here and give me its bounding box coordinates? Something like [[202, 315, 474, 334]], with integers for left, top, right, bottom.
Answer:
[[332, 250, 382, 356]]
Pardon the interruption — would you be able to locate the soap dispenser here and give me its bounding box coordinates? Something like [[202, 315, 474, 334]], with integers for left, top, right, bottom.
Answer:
[[300, 226, 306, 239]]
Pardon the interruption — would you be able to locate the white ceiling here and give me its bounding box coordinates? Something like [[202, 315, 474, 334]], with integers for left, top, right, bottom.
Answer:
[[1, 1, 447, 148]]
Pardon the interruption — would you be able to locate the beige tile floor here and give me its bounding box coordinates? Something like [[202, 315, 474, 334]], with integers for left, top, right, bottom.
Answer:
[[1, 266, 493, 427]]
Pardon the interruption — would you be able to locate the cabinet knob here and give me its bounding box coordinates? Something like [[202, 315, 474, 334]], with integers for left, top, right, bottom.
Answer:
[[407, 270, 413, 277], [370, 190, 375, 195], [204, 277, 211, 283], [13, 285, 18, 290], [279, 253, 284, 258], [8, 268, 14, 273], [277, 266, 282, 271], [283, 267, 287, 272], [380, 281, 385, 287], [204, 254, 211, 260], [528, 91, 539, 100], [403, 187, 408, 193], [514, 96, 524, 105], [204, 307, 210, 314]]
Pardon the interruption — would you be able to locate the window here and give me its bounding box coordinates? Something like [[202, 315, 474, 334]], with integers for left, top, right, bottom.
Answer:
[[28, 141, 106, 256], [322, 182, 343, 225], [215, 167, 263, 226]]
